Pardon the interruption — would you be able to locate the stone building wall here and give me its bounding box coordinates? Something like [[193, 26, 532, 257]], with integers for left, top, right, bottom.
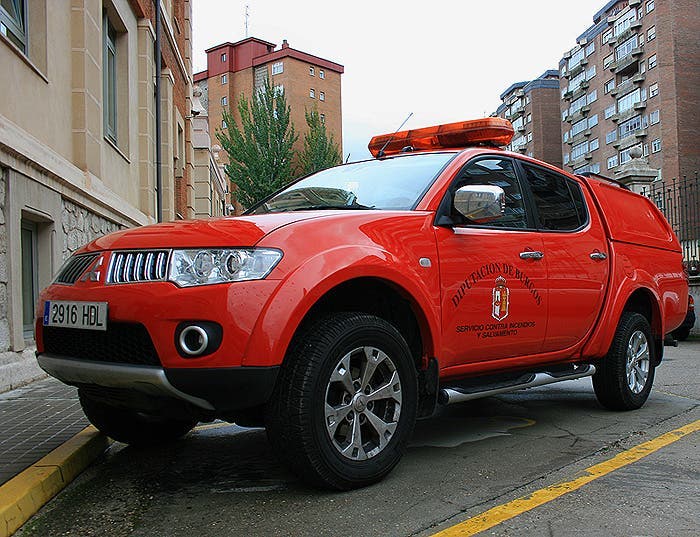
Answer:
[[61, 200, 121, 259]]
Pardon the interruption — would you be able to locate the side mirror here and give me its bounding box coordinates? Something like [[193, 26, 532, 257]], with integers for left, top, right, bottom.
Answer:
[[453, 184, 505, 224]]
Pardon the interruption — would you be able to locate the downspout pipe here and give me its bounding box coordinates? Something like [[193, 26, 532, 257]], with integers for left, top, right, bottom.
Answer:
[[154, 0, 163, 223]]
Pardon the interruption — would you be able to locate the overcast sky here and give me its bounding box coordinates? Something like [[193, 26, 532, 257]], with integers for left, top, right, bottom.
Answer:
[[192, 0, 607, 162]]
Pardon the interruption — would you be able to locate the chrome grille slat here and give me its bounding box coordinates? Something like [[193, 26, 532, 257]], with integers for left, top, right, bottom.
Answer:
[[55, 254, 99, 284], [107, 250, 170, 284]]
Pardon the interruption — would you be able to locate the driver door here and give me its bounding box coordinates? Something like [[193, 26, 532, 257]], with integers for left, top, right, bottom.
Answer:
[[435, 156, 547, 369]]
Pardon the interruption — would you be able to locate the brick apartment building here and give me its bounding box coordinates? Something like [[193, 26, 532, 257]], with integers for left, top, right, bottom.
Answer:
[[0, 0, 224, 390], [495, 70, 563, 168], [193, 37, 344, 167], [559, 0, 699, 181]]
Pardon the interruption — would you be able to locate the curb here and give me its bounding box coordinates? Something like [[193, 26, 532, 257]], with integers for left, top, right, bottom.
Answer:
[[0, 426, 112, 537]]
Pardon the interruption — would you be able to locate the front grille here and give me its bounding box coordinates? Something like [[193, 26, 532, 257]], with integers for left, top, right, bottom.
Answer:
[[108, 250, 170, 284], [42, 323, 160, 366], [55, 253, 99, 284]]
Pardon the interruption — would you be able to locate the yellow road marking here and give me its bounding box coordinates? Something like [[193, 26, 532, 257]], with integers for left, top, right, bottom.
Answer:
[[431, 419, 700, 537]]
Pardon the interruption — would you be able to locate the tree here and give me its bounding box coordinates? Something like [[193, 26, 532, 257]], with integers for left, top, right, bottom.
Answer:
[[216, 79, 298, 208], [298, 108, 341, 176]]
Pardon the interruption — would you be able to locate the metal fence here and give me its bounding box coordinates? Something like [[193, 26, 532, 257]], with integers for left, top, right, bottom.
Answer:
[[640, 172, 700, 267]]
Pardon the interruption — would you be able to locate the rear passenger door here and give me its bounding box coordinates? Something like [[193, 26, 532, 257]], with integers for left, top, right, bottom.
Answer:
[[517, 162, 609, 352]]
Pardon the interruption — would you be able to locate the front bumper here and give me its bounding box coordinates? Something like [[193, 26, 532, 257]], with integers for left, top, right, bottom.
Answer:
[[37, 353, 279, 414]]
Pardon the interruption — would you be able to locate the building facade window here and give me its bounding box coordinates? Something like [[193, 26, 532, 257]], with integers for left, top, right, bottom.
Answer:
[[570, 94, 587, 115], [0, 0, 27, 52], [590, 138, 599, 151], [309, 66, 315, 76], [602, 29, 613, 44], [274, 84, 284, 96], [588, 114, 598, 127], [319, 91, 325, 102], [526, 113, 532, 123], [568, 47, 585, 70], [648, 54, 657, 69], [615, 35, 638, 61], [604, 79, 615, 94], [614, 9, 637, 37], [587, 89, 598, 104], [571, 118, 588, 137], [605, 105, 616, 119], [319, 69, 325, 79], [649, 83, 658, 98], [527, 132, 532, 142], [103, 14, 118, 143], [571, 141, 589, 160], [617, 88, 641, 113], [619, 115, 646, 137], [646, 0, 654, 13], [606, 130, 617, 144], [647, 26, 656, 41], [271, 61, 283, 75], [585, 42, 595, 56], [221, 119, 227, 129], [586, 65, 596, 79], [221, 52, 226, 62], [309, 88, 315, 99], [603, 54, 614, 69], [607, 155, 618, 169], [651, 138, 661, 152], [21, 220, 38, 339], [221, 74, 227, 84], [563, 153, 570, 165], [221, 96, 227, 106], [649, 109, 660, 124], [320, 113, 325, 124]]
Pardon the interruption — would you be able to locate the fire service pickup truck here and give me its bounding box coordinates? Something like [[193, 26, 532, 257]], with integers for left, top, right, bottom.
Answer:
[[36, 118, 688, 490]]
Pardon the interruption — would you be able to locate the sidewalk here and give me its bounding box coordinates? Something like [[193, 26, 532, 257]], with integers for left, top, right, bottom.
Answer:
[[0, 377, 109, 537]]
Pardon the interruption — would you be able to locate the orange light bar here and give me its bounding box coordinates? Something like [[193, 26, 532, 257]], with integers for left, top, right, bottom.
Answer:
[[368, 117, 514, 158]]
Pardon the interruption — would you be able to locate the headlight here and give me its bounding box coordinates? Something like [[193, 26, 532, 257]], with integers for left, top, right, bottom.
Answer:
[[168, 248, 282, 287]]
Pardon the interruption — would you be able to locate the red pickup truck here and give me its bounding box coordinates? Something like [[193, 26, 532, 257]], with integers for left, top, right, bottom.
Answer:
[[36, 118, 688, 490]]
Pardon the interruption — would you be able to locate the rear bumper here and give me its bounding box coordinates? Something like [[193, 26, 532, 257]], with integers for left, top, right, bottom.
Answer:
[[37, 353, 279, 414]]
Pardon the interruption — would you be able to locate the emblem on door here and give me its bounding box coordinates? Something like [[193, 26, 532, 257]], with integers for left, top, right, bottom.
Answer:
[[492, 276, 509, 321]]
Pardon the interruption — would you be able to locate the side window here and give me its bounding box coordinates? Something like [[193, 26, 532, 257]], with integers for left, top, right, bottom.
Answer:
[[452, 158, 528, 228], [521, 164, 587, 231]]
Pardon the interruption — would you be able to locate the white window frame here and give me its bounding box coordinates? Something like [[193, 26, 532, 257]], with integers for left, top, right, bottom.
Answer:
[[271, 61, 283, 75]]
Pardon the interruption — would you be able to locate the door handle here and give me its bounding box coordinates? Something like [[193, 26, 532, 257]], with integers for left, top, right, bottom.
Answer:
[[590, 251, 607, 260], [519, 251, 544, 260]]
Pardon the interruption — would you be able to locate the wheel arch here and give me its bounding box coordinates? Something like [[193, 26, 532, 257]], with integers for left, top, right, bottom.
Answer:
[[621, 287, 663, 365]]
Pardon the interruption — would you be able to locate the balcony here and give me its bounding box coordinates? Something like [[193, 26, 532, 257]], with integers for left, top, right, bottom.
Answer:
[[633, 101, 647, 111], [567, 62, 586, 79], [629, 0, 641, 5], [616, 133, 642, 150], [570, 129, 592, 145], [635, 128, 648, 138], [612, 55, 640, 76], [632, 73, 646, 84], [516, 124, 526, 133]]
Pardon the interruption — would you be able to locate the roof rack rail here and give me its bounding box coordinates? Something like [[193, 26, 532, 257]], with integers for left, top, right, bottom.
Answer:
[[576, 172, 631, 190]]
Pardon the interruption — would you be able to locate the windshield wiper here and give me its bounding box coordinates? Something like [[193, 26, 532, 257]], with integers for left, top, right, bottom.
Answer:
[[288, 204, 376, 211]]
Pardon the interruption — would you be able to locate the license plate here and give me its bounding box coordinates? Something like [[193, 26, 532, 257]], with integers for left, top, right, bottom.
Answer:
[[43, 301, 108, 331]]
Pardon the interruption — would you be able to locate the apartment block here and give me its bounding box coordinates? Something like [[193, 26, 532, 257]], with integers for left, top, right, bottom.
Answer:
[[559, 0, 699, 181], [496, 71, 563, 168], [0, 0, 222, 390], [194, 37, 344, 167]]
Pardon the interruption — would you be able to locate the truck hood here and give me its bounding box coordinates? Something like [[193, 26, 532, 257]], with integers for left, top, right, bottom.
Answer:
[[83, 213, 332, 252]]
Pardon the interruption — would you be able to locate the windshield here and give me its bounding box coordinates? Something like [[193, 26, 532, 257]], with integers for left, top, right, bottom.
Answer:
[[248, 152, 456, 214]]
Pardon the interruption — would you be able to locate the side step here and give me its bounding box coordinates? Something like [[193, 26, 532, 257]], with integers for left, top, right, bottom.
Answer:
[[438, 364, 596, 406]]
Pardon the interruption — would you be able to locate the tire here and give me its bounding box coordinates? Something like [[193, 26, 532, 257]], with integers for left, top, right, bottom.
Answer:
[[593, 312, 655, 411], [671, 327, 690, 342], [79, 391, 197, 446], [266, 313, 418, 490]]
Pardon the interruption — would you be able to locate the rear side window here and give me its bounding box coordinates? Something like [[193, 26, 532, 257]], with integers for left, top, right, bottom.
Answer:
[[521, 164, 587, 231]]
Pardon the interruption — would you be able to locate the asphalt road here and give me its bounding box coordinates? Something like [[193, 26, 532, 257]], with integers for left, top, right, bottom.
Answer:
[[18, 341, 699, 537]]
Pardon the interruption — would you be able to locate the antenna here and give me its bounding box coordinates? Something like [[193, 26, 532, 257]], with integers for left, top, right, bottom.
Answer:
[[245, 4, 250, 37], [377, 112, 413, 158]]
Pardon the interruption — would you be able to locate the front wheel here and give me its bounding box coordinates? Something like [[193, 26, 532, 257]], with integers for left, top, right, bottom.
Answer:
[[266, 313, 418, 490], [79, 391, 197, 446], [593, 312, 655, 410]]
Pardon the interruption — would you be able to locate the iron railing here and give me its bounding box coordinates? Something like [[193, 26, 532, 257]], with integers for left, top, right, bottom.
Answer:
[[640, 172, 700, 270]]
